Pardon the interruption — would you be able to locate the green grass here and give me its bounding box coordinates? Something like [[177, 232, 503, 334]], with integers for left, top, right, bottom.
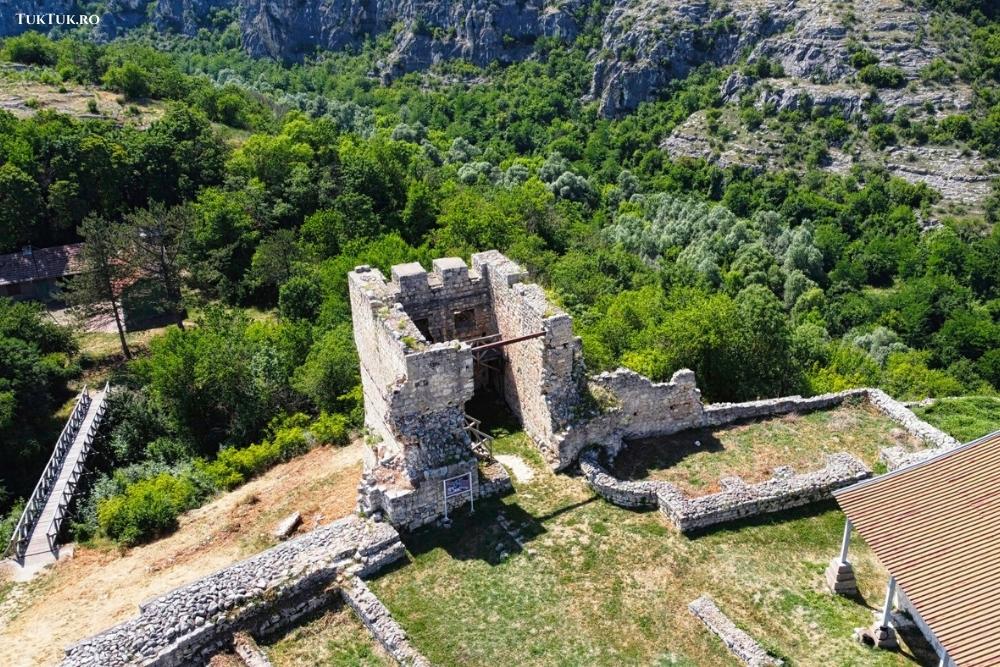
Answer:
[[613, 405, 921, 494], [265, 607, 392, 667], [913, 395, 1000, 443], [369, 444, 934, 667]]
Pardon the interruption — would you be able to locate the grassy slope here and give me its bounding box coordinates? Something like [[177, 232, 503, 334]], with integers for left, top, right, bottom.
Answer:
[[913, 396, 1000, 443], [0, 444, 366, 667], [370, 432, 931, 667]]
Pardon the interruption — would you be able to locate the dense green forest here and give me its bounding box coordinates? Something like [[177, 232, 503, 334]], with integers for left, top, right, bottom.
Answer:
[[1, 4, 998, 546]]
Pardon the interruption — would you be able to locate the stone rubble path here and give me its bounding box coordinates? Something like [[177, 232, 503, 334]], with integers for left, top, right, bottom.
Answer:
[[494, 454, 534, 483]]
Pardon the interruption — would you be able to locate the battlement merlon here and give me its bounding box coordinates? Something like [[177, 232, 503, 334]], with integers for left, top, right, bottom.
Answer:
[[347, 265, 474, 403]]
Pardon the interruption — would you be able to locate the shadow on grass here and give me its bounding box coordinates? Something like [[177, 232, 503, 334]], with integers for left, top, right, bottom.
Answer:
[[612, 430, 725, 480], [399, 494, 596, 566], [684, 498, 842, 539]]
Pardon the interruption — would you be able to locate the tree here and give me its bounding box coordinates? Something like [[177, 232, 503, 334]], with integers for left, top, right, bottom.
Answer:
[[102, 62, 152, 100], [122, 203, 190, 329], [67, 216, 132, 359], [0, 164, 41, 252], [292, 324, 360, 412]]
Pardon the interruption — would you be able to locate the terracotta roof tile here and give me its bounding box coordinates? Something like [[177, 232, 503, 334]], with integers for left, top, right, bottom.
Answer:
[[835, 431, 1000, 666]]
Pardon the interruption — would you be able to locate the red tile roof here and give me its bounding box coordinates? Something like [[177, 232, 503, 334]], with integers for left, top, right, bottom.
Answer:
[[835, 431, 1000, 666], [0, 244, 84, 286]]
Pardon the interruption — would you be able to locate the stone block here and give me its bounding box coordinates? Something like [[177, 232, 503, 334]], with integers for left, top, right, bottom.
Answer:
[[825, 558, 858, 595]]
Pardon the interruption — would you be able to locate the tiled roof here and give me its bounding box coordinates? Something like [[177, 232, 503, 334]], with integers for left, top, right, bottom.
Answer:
[[835, 431, 1000, 666], [0, 244, 85, 286]]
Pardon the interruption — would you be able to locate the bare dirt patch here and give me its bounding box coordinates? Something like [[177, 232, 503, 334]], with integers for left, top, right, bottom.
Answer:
[[0, 77, 164, 127], [495, 454, 534, 483], [0, 443, 363, 667]]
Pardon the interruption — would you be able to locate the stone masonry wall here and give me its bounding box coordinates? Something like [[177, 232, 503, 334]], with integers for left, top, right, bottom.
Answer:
[[349, 265, 476, 480], [472, 250, 583, 448], [689, 595, 783, 666], [657, 453, 870, 532], [342, 577, 431, 667], [579, 447, 870, 533], [561, 384, 956, 472], [392, 258, 497, 344], [554, 368, 705, 469], [866, 389, 962, 469], [61, 517, 404, 667]]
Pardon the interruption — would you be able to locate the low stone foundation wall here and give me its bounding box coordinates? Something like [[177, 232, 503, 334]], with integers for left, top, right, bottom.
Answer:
[[61, 517, 404, 667], [658, 454, 870, 532], [578, 449, 659, 509], [579, 448, 870, 533], [701, 389, 868, 427], [342, 577, 430, 667], [866, 389, 961, 469], [689, 595, 783, 666]]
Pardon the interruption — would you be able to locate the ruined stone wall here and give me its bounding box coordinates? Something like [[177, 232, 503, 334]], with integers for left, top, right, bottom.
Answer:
[[391, 258, 496, 343], [579, 447, 870, 533], [866, 389, 962, 469], [472, 250, 583, 447], [61, 517, 403, 667], [702, 389, 869, 427], [657, 453, 870, 532], [689, 596, 784, 666], [552, 368, 704, 469], [348, 265, 475, 479], [342, 578, 431, 667]]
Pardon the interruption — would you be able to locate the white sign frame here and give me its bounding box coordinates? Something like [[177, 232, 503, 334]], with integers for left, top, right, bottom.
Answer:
[[442, 472, 474, 520]]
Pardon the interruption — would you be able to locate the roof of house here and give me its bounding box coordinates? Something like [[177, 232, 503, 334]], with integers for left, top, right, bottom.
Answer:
[[834, 431, 1000, 666], [0, 244, 85, 286]]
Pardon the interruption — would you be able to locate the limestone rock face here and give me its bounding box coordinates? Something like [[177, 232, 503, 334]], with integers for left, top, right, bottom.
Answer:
[[97, 0, 235, 38], [588, 0, 946, 116], [239, 0, 582, 71]]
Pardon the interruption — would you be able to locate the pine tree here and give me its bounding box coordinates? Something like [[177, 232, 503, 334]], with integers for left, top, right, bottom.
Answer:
[[66, 215, 132, 359], [122, 203, 189, 329]]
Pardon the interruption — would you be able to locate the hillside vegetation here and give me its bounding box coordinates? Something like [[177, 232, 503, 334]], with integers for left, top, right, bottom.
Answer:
[[0, 0, 997, 549]]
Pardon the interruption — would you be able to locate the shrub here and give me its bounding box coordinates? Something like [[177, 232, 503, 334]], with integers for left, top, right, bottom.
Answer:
[[857, 65, 906, 89], [102, 63, 152, 101], [2, 32, 58, 66], [97, 473, 201, 546], [311, 412, 351, 446], [869, 123, 898, 150]]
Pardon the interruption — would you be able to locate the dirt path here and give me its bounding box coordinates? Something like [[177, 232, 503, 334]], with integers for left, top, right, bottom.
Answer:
[[0, 443, 364, 667]]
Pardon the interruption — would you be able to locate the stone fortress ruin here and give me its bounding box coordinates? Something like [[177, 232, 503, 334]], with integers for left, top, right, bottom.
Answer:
[[59, 249, 965, 667], [348, 250, 583, 529], [349, 250, 962, 533]]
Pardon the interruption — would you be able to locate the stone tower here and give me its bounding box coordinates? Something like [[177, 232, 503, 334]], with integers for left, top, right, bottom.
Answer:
[[348, 251, 583, 530]]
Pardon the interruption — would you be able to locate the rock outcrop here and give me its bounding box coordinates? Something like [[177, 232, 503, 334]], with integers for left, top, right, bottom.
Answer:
[[588, 0, 947, 116], [94, 0, 583, 72]]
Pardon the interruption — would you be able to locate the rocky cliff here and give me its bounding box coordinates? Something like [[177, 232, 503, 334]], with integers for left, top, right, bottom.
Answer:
[[91, 0, 583, 73], [587, 0, 945, 116], [0, 0, 961, 118]]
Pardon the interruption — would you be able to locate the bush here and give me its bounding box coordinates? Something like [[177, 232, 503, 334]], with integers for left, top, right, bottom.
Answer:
[[102, 63, 152, 101], [857, 65, 906, 89], [97, 473, 201, 546], [311, 412, 351, 446], [2, 32, 58, 66], [196, 423, 311, 491]]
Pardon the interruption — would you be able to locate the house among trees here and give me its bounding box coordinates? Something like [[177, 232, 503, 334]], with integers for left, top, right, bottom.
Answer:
[[830, 431, 1000, 667], [0, 244, 83, 302]]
